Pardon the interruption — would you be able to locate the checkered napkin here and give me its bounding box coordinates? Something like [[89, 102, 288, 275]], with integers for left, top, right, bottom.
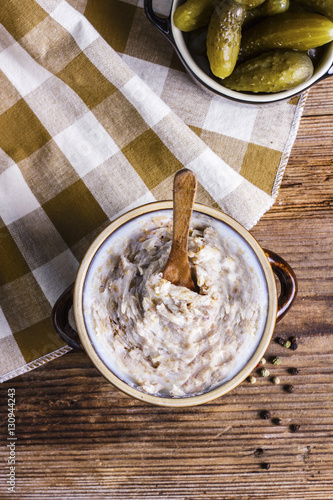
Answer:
[[0, 0, 307, 382]]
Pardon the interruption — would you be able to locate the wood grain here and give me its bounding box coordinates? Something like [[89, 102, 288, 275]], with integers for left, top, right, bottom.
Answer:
[[1, 81, 332, 500]]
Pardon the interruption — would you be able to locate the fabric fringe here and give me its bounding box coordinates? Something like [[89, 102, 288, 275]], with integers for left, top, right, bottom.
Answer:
[[271, 91, 309, 199], [0, 345, 72, 383]]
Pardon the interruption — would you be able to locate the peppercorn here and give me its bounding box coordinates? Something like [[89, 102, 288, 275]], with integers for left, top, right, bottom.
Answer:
[[262, 462, 271, 470], [275, 337, 285, 346], [248, 375, 256, 384], [273, 418, 282, 426], [272, 356, 281, 366], [272, 376, 280, 385], [290, 342, 298, 351], [289, 367, 299, 375], [290, 424, 300, 432], [290, 336, 297, 345], [260, 368, 270, 377], [285, 384, 295, 393], [283, 340, 292, 349], [261, 410, 271, 420]]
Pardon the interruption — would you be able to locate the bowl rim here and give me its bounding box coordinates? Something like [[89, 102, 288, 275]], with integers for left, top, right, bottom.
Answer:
[[169, 0, 333, 104], [73, 201, 277, 407]]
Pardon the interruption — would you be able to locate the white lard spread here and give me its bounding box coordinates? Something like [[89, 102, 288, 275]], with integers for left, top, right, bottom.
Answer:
[[84, 212, 268, 398]]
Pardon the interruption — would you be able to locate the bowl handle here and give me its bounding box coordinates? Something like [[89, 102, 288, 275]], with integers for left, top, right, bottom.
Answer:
[[51, 283, 83, 350], [264, 249, 297, 323], [144, 0, 172, 39]]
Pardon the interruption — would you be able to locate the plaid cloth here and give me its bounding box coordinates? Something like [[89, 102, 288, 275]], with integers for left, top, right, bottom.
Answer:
[[0, 0, 307, 382]]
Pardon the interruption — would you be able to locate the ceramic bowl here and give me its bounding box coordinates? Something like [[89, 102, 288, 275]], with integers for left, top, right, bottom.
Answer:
[[52, 201, 297, 407], [144, 0, 333, 104]]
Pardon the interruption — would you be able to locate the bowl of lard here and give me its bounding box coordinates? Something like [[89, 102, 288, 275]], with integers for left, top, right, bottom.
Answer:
[[52, 201, 297, 407]]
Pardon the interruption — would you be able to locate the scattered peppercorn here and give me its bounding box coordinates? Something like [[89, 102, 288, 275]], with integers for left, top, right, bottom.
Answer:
[[262, 462, 271, 470], [260, 368, 270, 377], [290, 336, 297, 345], [273, 418, 282, 426], [285, 384, 295, 393], [272, 376, 280, 385], [290, 424, 300, 432], [248, 375, 256, 384], [261, 410, 271, 420], [290, 342, 298, 351], [283, 340, 292, 349], [272, 356, 281, 366], [275, 337, 285, 346], [289, 367, 299, 375]]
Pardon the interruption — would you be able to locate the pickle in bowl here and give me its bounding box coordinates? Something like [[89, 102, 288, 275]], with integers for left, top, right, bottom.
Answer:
[[173, 0, 215, 32], [223, 50, 314, 93], [207, 0, 246, 78], [243, 0, 290, 28], [240, 11, 333, 59]]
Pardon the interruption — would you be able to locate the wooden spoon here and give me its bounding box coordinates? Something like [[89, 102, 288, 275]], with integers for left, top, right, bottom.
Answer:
[[163, 169, 199, 292]]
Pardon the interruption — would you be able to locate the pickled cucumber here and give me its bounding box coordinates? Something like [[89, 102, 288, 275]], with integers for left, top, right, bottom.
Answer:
[[244, 0, 290, 28], [223, 50, 314, 92], [207, 0, 246, 78], [294, 0, 333, 22], [240, 12, 333, 59], [173, 0, 215, 32]]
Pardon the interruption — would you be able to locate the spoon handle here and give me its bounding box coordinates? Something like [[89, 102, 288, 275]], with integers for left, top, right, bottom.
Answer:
[[171, 169, 198, 260]]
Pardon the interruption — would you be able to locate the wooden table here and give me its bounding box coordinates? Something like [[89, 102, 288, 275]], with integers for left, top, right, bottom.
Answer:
[[1, 80, 332, 500]]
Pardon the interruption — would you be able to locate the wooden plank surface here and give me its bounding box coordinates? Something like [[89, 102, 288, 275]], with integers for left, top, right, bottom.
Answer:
[[1, 79, 332, 500]]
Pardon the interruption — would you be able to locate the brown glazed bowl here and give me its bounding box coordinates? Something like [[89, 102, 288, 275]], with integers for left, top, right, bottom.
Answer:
[[144, 0, 333, 104], [52, 201, 297, 407]]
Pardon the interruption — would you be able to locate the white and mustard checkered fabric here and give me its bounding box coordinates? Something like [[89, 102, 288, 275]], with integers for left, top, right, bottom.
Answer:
[[0, 0, 306, 382]]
